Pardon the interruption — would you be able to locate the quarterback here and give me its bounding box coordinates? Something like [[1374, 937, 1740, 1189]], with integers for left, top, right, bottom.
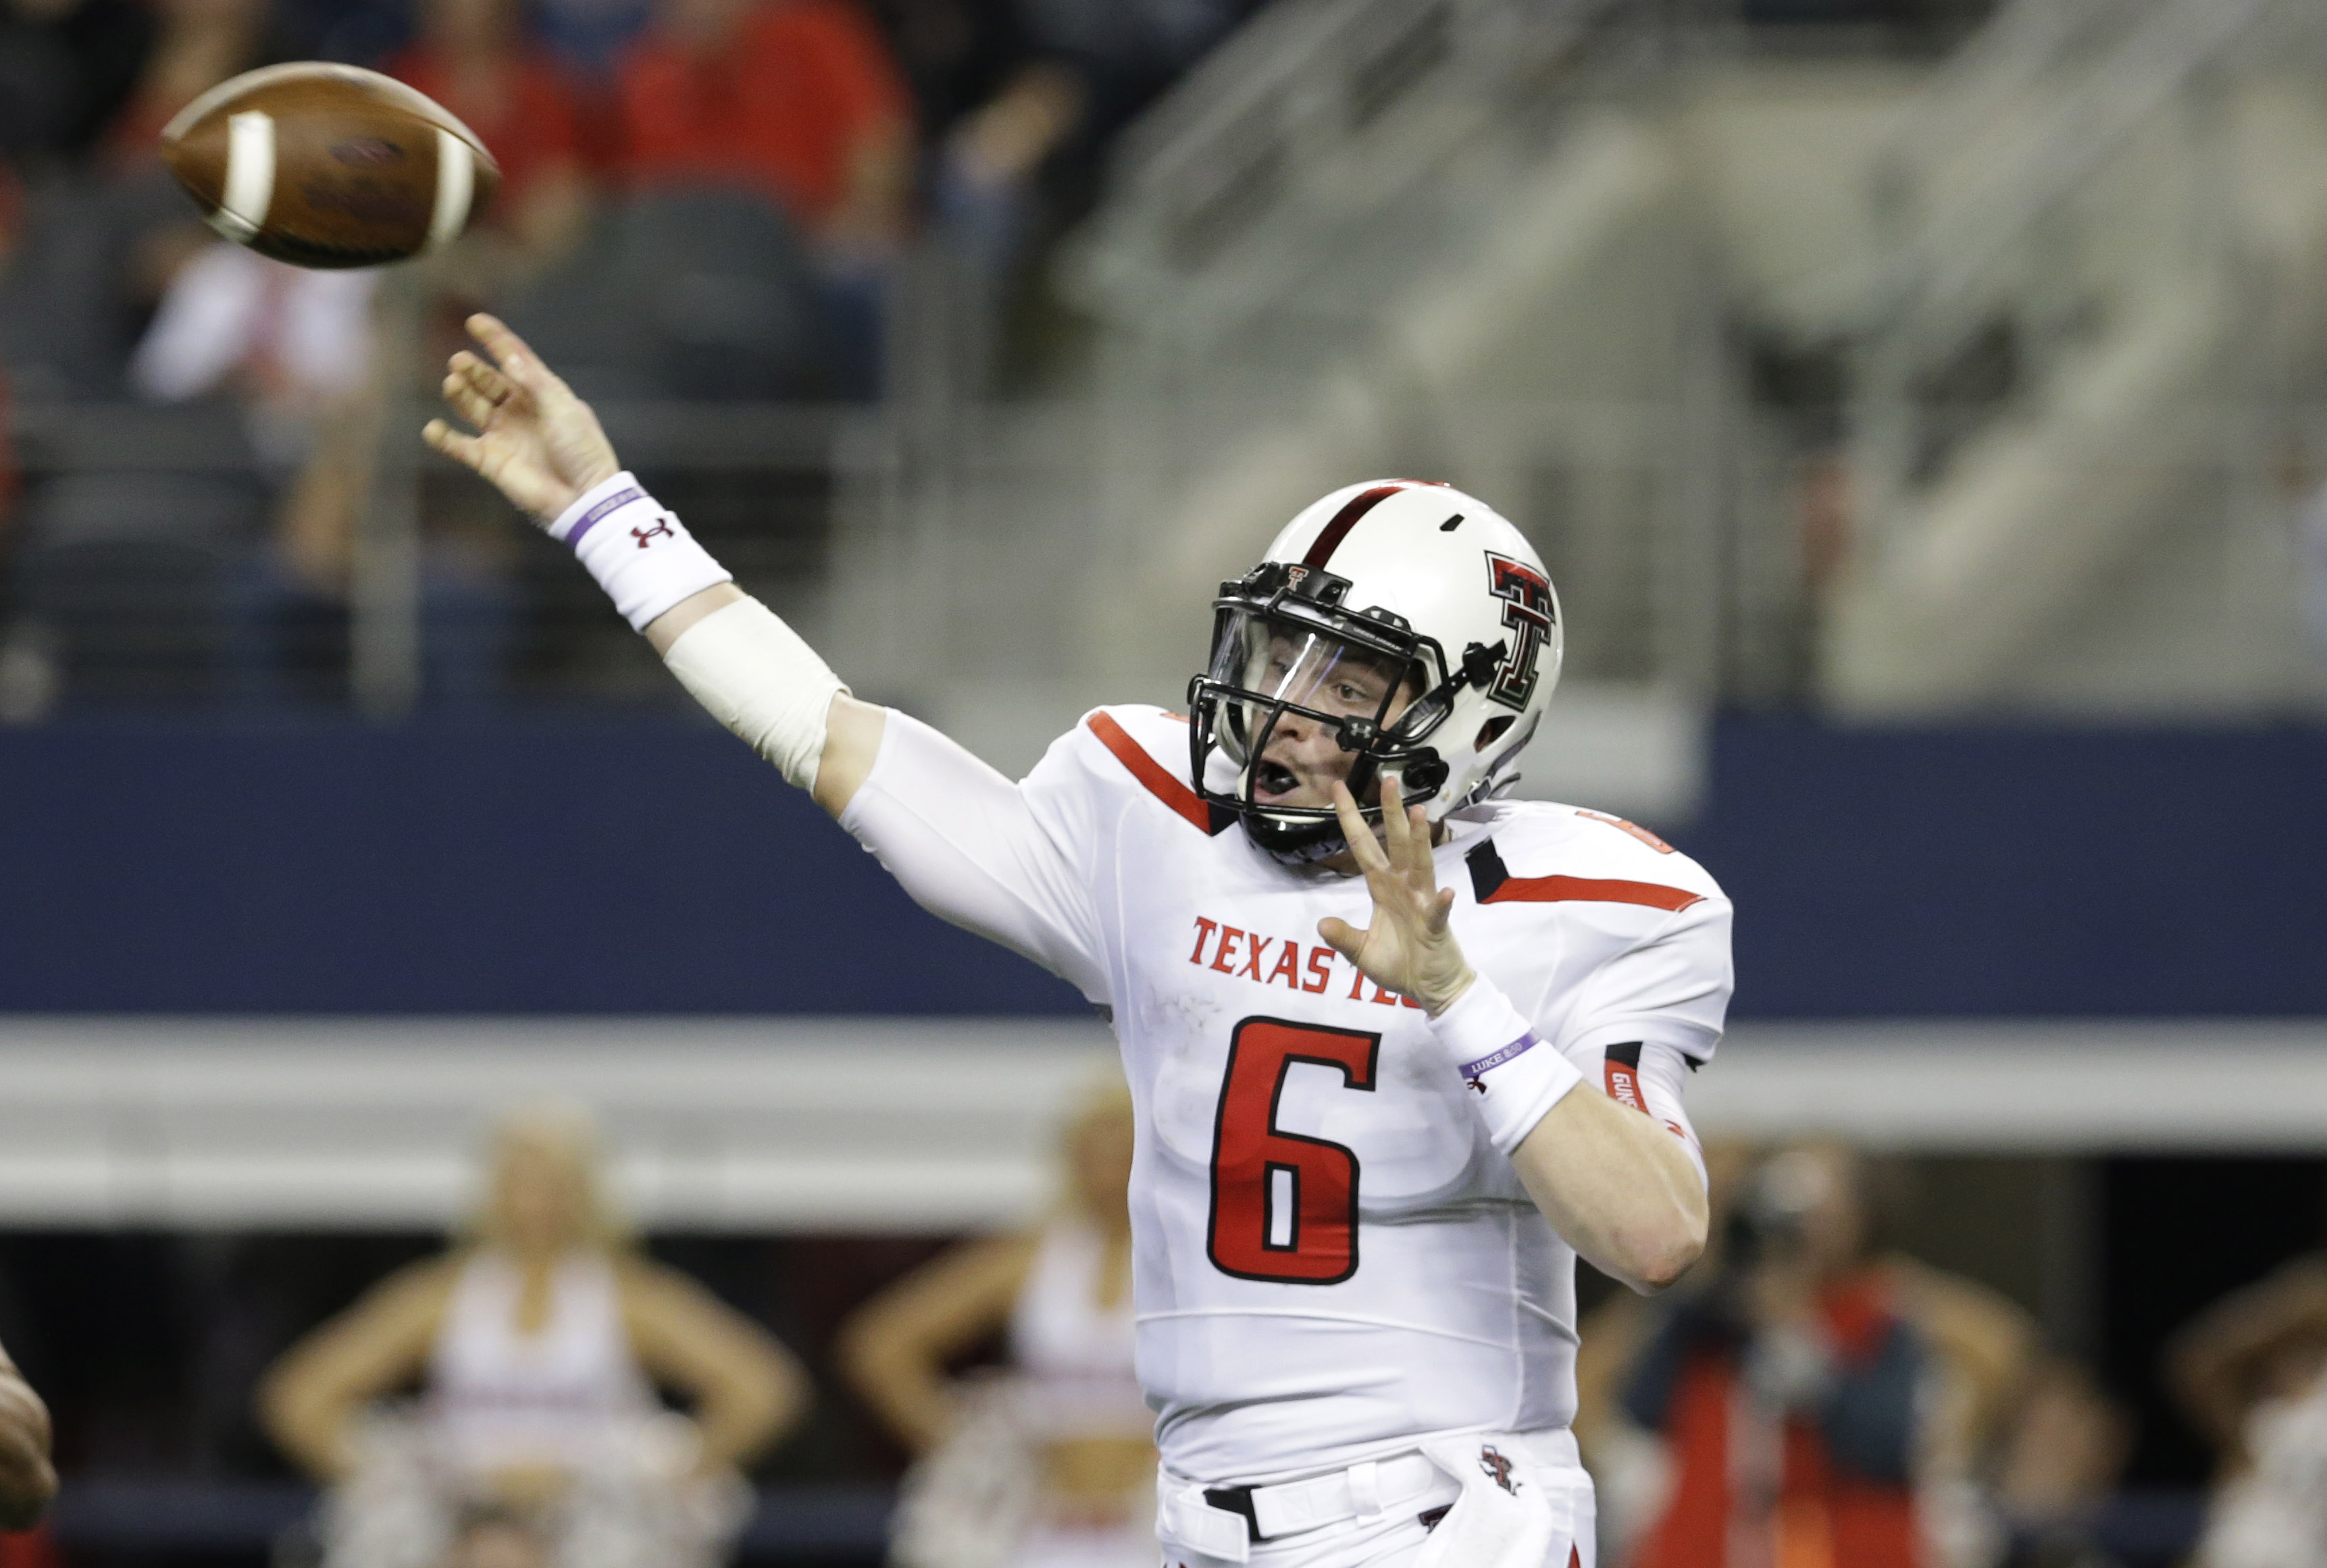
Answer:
[[426, 316, 1729, 1568]]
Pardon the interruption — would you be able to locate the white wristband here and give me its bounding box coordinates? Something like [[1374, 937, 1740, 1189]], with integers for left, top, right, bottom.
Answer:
[[548, 472, 732, 632], [1429, 976, 1583, 1153], [663, 597, 848, 791]]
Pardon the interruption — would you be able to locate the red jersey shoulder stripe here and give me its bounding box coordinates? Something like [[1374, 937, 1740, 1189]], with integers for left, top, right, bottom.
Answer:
[[1086, 712, 1231, 835], [1483, 874, 1704, 912], [1465, 838, 1705, 912]]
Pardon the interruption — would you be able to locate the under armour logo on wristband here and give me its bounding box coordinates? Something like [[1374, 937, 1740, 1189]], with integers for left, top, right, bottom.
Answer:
[[1458, 1032, 1538, 1095], [631, 517, 675, 548]]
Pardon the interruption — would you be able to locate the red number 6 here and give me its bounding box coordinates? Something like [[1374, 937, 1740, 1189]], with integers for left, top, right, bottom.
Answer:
[[1207, 1017, 1379, 1284]]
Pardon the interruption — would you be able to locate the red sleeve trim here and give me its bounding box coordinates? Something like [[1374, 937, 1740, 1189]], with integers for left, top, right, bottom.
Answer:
[[1604, 1041, 1646, 1111], [1086, 712, 1231, 835]]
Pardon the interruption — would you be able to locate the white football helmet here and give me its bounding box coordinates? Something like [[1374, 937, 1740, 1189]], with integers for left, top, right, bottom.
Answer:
[[1188, 478, 1564, 859]]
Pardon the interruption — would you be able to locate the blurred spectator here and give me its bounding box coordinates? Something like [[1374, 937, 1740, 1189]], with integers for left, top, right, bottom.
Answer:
[[259, 1104, 809, 1568], [1886, 1247, 2045, 1552], [388, 0, 594, 282], [1610, 1143, 2038, 1568], [2167, 1254, 2327, 1568], [128, 242, 377, 448], [865, 0, 1023, 149], [1008, 0, 1237, 155], [1, 37, 276, 718], [1989, 1359, 2132, 1568], [101, 0, 284, 163], [0, 1334, 55, 1529], [613, 0, 911, 394], [1799, 450, 1853, 606], [1578, 1143, 2041, 1568], [0, 0, 153, 170], [906, 0, 1246, 384], [532, 0, 645, 81], [616, 0, 911, 252], [122, 236, 521, 708], [842, 1078, 1152, 1568], [101, 0, 572, 713], [927, 53, 1079, 288], [122, 242, 372, 706], [1574, 1139, 1760, 1563]]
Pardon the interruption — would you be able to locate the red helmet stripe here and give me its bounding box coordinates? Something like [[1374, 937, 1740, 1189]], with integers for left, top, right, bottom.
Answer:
[[1300, 484, 1404, 570]]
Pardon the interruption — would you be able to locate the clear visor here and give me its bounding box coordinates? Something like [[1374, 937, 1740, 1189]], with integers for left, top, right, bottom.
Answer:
[[1207, 610, 1426, 766]]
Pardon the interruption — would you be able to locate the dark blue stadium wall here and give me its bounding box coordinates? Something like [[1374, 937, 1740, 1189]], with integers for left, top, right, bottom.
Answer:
[[1, 716, 2322, 1015], [1692, 719, 2327, 1016]]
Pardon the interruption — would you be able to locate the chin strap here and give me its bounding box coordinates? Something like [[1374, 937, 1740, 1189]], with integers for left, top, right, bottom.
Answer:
[[1256, 823, 1355, 866]]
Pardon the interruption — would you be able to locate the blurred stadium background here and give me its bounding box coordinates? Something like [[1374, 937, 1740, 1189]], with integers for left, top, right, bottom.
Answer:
[[4, 0, 2327, 1561]]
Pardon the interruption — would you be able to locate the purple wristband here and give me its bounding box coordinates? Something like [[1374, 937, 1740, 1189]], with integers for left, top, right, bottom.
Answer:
[[1458, 1031, 1539, 1084], [1429, 977, 1584, 1151], [560, 484, 646, 547]]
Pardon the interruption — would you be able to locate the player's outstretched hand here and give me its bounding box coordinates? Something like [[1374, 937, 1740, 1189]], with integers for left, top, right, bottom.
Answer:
[[423, 313, 621, 525], [1317, 777, 1477, 1016]]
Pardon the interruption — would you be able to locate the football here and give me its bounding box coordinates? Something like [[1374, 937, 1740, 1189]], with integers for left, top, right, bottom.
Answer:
[[159, 63, 501, 269]]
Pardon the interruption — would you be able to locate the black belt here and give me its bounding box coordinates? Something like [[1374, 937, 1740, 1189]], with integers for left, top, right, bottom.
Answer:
[[1203, 1486, 1267, 1540]]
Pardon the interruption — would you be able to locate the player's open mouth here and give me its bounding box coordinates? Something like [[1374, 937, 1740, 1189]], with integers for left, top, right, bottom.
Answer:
[[1252, 760, 1300, 800]]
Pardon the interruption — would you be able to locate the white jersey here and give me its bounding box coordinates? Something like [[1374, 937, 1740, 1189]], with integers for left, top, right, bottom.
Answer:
[[840, 704, 1732, 1488], [427, 1249, 655, 1474]]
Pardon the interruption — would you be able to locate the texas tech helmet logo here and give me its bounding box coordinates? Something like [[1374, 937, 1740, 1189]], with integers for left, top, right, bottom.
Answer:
[[1484, 554, 1556, 710]]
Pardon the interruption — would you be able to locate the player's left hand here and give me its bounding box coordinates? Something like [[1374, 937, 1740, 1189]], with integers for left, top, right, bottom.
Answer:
[[1318, 776, 1477, 1015]]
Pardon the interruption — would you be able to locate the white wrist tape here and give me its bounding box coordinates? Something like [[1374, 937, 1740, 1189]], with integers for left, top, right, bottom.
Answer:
[[547, 472, 732, 632], [662, 597, 847, 791], [1429, 976, 1583, 1153]]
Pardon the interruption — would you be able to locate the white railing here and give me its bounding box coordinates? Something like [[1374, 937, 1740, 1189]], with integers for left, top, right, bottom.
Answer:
[[1, 1016, 2322, 1230]]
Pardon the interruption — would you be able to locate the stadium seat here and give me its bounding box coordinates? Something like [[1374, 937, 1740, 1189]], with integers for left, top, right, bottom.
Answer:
[[10, 471, 261, 706], [503, 187, 828, 402]]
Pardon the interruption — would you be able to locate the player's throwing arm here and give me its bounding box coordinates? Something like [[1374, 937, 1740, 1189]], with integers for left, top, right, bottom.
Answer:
[[422, 315, 887, 813]]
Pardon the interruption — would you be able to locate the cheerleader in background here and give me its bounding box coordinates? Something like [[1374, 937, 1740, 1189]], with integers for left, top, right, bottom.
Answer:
[[2172, 1255, 2327, 1568], [843, 1080, 1152, 1568], [0, 1331, 55, 1531], [259, 1104, 809, 1568]]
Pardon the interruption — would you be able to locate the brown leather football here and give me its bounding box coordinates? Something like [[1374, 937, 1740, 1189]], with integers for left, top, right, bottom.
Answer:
[[159, 63, 501, 269]]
